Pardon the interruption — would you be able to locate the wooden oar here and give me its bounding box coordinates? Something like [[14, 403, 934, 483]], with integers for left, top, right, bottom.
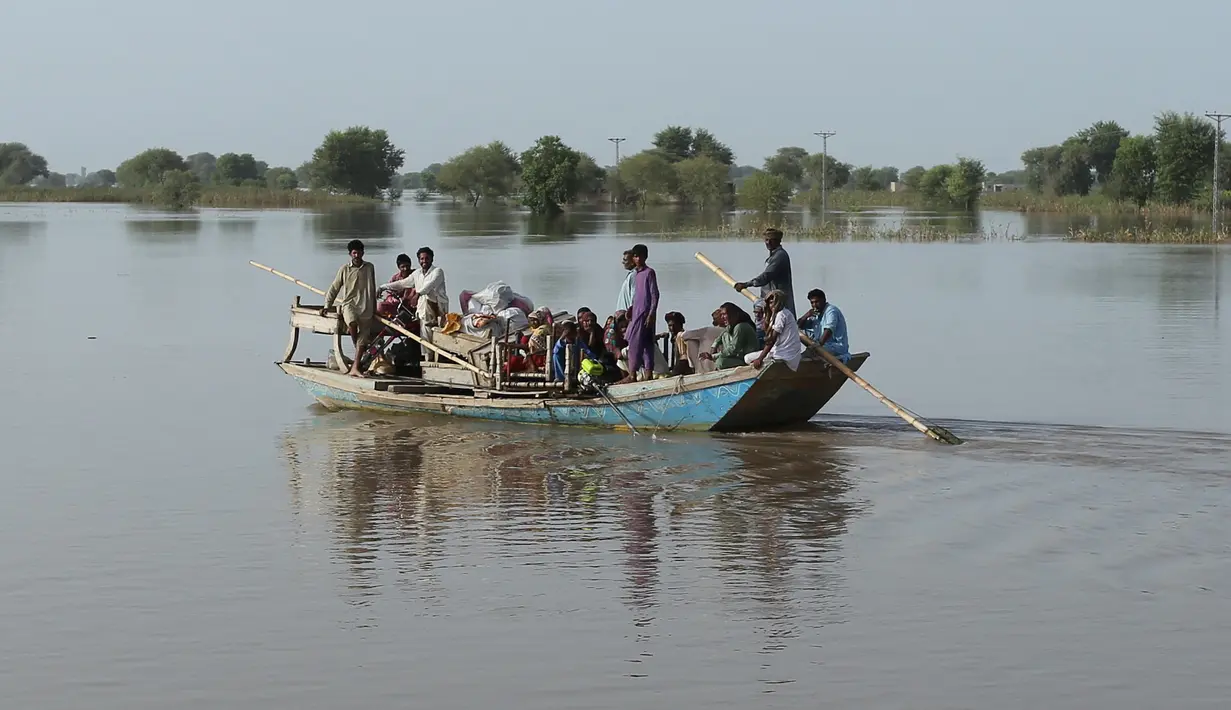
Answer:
[[694, 251, 962, 445], [249, 261, 492, 381]]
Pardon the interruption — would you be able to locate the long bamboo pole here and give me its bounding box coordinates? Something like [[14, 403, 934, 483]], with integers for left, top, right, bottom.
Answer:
[[250, 261, 491, 381], [694, 251, 962, 444]]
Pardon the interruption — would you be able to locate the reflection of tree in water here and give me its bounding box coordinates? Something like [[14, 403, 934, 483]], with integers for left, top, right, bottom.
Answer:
[[433, 203, 519, 238], [308, 207, 399, 252], [217, 218, 257, 240], [282, 419, 441, 606], [125, 218, 202, 243], [704, 436, 855, 598], [523, 212, 593, 244]]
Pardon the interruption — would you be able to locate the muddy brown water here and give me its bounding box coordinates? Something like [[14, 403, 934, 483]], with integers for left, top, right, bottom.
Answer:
[[1, 202, 1229, 709]]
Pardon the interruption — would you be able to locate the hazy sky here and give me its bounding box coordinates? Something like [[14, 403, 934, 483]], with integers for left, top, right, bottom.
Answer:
[[5, 0, 1229, 175]]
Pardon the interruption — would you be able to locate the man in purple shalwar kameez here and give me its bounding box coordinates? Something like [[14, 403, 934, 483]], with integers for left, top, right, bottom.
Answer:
[[619, 243, 659, 383]]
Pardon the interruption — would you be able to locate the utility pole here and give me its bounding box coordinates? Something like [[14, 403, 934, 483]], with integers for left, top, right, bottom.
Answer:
[[1206, 112, 1229, 233], [607, 137, 625, 206], [813, 131, 836, 218]]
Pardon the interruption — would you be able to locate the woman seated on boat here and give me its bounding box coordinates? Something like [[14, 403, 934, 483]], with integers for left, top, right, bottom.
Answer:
[[376, 253, 417, 320], [576, 307, 620, 378], [700, 302, 760, 370], [552, 321, 599, 382], [505, 308, 553, 375]]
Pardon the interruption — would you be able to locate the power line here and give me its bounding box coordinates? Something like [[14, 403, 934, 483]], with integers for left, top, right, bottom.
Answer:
[[1206, 112, 1229, 234], [813, 131, 836, 219], [607, 137, 626, 206]]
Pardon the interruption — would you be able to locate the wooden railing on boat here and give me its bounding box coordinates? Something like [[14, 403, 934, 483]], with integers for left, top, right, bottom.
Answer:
[[283, 297, 582, 397]]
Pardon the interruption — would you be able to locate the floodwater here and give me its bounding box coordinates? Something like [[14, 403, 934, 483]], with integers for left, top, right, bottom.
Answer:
[[1, 201, 1229, 709]]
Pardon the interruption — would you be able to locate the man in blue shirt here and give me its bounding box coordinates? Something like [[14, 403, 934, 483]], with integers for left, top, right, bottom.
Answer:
[[797, 288, 849, 363]]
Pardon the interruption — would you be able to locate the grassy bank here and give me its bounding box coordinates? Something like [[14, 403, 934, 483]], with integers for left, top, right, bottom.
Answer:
[[789, 188, 1231, 217], [0, 186, 375, 208], [649, 218, 1227, 244], [980, 190, 1231, 216]]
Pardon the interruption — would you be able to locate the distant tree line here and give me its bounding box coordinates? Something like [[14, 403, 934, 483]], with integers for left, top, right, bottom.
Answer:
[[1018, 113, 1229, 207], [8, 110, 1225, 213], [1, 127, 405, 208]]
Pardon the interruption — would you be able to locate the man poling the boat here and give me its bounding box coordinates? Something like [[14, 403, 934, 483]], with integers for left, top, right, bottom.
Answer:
[[733, 227, 796, 318], [321, 239, 377, 378]]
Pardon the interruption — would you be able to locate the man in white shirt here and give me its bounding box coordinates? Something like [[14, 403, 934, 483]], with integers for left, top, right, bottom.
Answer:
[[379, 246, 448, 327], [745, 289, 804, 371]]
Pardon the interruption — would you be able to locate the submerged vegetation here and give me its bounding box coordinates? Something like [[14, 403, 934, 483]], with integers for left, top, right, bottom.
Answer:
[[646, 214, 1228, 245], [0, 185, 372, 207]]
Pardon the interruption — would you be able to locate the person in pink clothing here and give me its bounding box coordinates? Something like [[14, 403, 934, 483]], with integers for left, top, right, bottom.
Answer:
[[617, 243, 659, 384]]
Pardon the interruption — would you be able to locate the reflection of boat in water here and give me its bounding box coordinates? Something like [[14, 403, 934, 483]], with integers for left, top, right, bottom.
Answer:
[[280, 415, 862, 626], [275, 297, 869, 432]]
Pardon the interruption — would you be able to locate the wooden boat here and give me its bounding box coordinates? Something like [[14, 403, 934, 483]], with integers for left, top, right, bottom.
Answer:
[[275, 297, 869, 433]]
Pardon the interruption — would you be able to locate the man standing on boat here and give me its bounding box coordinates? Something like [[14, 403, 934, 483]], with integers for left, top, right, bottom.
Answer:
[[734, 227, 796, 318], [618, 243, 659, 384], [797, 288, 850, 363], [379, 246, 448, 329], [321, 239, 377, 378], [615, 249, 636, 313]]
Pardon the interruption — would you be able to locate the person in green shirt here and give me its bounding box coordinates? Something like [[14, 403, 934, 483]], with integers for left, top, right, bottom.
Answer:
[[321, 239, 377, 377], [699, 302, 760, 370]]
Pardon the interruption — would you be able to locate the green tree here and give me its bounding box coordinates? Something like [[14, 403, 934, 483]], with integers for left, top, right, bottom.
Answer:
[[117, 148, 187, 188], [519, 135, 582, 214], [945, 157, 986, 210], [1154, 111, 1216, 205], [215, 152, 262, 185], [919, 164, 955, 202], [0, 143, 50, 185], [651, 125, 734, 165], [265, 166, 299, 190], [690, 128, 734, 165], [675, 155, 730, 209], [901, 165, 926, 190], [652, 126, 694, 163], [802, 153, 851, 191], [401, 172, 423, 190], [575, 153, 606, 197], [1109, 135, 1157, 207], [421, 170, 439, 192], [153, 170, 201, 209], [764, 147, 809, 186], [310, 126, 404, 198], [35, 172, 68, 188], [1021, 145, 1062, 193], [1053, 139, 1094, 196], [185, 152, 217, 183], [294, 161, 316, 189], [618, 150, 678, 204], [1076, 120, 1128, 185], [83, 169, 117, 187], [852, 165, 898, 191], [737, 171, 792, 213], [437, 141, 520, 206]]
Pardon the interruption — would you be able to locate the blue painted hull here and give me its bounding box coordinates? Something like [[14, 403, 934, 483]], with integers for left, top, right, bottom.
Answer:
[[279, 353, 868, 432]]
